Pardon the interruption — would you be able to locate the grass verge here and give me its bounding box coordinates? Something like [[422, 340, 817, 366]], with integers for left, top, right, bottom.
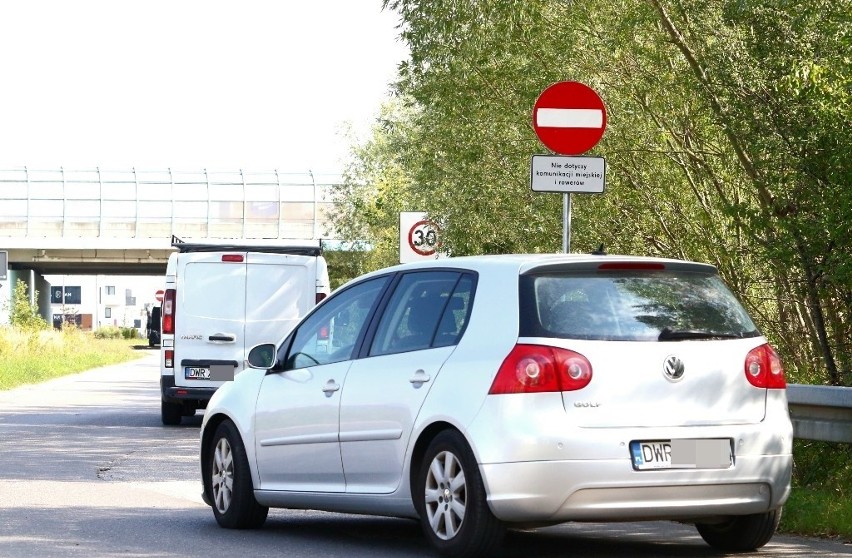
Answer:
[[780, 440, 852, 541], [0, 327, 145, 390]]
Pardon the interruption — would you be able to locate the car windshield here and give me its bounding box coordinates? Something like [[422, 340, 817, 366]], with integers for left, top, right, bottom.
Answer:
[[519, 270, 759, 341]]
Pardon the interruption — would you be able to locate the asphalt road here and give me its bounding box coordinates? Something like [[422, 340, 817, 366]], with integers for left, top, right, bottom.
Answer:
[[0, 350, 849, 557]]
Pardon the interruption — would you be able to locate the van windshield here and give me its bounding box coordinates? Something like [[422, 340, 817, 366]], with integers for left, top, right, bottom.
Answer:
[[519, 271, 759, 342]]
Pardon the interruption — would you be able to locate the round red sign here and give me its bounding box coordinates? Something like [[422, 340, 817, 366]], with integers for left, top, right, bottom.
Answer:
[[155, 289, 165, 303], [532, 81, 607, 155]]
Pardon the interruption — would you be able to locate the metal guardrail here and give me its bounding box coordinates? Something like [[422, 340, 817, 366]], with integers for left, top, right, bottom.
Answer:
[[787, 384, 852, 443]]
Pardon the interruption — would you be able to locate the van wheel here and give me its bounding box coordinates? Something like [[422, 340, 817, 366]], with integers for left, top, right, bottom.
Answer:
[[696, 508, 782, 551], [415, 430, 504, 558], [161, 400, 182, 425], [206, 420, 268, 529]]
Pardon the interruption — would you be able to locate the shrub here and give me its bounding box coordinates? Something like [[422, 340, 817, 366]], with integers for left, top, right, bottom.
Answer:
[[94, 326, 122, 339]]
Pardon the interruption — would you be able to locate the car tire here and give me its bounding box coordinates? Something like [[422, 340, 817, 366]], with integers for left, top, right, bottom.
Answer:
[[696, 508, 782, 551], [205, 420, 269, 529], [415, 430, 504, 558], [161, 399, 182, 426]]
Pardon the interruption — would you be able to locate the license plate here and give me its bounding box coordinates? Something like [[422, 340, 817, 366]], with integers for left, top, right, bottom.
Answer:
[[185, 367, 210, 380], [630, 439, 733, 470]]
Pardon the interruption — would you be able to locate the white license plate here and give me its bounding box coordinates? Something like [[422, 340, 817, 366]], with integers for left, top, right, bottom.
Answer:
[[630, 439, 732, 470], [185, 367, 210, 380]]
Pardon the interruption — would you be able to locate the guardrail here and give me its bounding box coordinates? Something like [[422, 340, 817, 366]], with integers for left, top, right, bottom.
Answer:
[[787, 384, 852, 443]]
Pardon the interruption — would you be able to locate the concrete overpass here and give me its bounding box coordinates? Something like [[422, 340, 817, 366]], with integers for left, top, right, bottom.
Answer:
[[0, 166, 342, 324]]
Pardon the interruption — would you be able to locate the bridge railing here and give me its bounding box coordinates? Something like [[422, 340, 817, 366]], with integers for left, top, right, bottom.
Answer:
[[0, 167, 343, 240]]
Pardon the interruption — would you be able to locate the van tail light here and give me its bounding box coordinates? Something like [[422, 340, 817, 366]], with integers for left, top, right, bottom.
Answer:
[[744, 343, 786, 389], [164, 349, 174, 369], [316, 292, 327, 304], [489, 344, 592, 394], [162, 288, 176, 335]]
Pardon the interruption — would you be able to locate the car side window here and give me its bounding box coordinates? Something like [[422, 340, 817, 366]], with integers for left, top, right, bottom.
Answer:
[[433, 274, 474, 348], [284, 276, 389, 369], [369, 271, 462, 356]]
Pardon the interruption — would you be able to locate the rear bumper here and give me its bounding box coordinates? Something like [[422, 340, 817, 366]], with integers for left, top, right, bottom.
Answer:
[[480, 454, 792, 523], [160, 375, 216, 404]]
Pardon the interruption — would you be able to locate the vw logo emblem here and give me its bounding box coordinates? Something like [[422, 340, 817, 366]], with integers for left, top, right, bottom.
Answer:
[[663, 355, 685, 382]]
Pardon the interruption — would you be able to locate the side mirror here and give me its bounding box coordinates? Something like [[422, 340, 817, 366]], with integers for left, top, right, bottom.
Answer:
[[247, 343, 277, 370]]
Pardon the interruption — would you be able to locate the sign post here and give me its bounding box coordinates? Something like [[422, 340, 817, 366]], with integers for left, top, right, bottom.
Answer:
[[532, 81, 607, 252]]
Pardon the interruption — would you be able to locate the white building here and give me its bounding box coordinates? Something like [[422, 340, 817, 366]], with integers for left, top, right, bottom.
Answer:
[[44, 274, 164, 332]]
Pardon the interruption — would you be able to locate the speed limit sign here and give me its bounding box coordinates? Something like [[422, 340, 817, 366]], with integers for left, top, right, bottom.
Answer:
[[400, 212, 442, 263]]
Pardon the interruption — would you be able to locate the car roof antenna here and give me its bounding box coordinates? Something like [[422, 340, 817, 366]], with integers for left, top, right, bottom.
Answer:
[[591, 244, 606, 255]]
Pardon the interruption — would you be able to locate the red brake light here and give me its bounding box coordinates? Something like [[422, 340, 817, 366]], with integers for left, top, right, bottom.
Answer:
[[316, 292, 327, 304], [598, 262, 666, 271], [222, 254, 244, 262], [744, 344, 786, 389], [162, 288, 176, 335], [164, 349, 174, 369], [489, 344, 592, 394]]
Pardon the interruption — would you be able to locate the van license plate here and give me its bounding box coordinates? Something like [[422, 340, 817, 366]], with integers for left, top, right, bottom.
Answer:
[[630, 439, 733, 470], [185, 367, 210, 380]]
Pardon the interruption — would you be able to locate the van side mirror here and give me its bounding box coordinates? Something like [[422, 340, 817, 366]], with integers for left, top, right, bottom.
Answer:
[[247, 343, 277, 370]]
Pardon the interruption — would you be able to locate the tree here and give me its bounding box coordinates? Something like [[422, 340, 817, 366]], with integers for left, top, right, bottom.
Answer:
[[5, 279, 49, 331], [335, 0, 850, 385]]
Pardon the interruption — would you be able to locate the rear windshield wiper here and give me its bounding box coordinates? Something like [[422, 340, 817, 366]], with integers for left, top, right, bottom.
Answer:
[[658, 327, 742, 341]]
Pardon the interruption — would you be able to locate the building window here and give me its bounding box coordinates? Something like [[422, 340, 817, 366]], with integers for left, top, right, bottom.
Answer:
[[105, 307, 112, 319], [106, 286, 115, 295]]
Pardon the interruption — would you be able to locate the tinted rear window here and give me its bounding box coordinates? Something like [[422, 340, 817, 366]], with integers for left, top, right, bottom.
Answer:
[[519, 271, 759, 341]]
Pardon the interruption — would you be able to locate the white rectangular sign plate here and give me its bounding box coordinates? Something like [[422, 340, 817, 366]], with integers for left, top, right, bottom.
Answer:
[[530, 155, 606, 193]]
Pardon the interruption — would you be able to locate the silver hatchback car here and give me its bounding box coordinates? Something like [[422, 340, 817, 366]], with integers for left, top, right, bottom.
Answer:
[[199, 254, 792, 557]]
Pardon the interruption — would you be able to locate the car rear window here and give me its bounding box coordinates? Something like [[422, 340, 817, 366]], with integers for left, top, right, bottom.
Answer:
[[519, 270, 759, 341]]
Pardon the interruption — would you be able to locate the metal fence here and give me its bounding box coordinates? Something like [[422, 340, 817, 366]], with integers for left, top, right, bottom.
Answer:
[[0, 167, 343, 240], [787, 384, 852, 443]]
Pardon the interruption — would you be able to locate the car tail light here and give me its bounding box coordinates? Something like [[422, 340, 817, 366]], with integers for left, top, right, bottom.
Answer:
[[489, 344, 592, 394], [744, 344, 786, 389], [316, 292, 327, 304], [162, 288, 176, 334], [164, 349, 174, 369], [598, 262, 665, 271], [222, 254, 244, 262]]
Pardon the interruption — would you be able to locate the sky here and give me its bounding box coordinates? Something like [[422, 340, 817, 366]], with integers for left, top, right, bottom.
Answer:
[[0, 1, 408, 176]]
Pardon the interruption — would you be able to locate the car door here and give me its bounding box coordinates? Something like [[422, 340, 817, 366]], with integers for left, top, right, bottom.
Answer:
[[339, 271, 475, 493], [253, 275, 390, 493]]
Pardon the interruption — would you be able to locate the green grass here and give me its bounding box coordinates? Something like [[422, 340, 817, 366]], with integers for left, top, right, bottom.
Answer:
[[0, 327, 145, 390], [781, 485, 852, 541], [780, 440, 852, 541]]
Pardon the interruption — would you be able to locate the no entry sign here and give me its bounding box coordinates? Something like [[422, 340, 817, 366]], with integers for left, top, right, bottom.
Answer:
[[155, 289, 165, 303], [533, 81, 607, 155]]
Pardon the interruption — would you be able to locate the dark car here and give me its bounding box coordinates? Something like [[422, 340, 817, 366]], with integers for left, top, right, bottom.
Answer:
[[147, 306, 161, 347]]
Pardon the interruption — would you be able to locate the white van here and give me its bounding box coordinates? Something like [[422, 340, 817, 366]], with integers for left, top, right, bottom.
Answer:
[[159, 240, 330, 425]]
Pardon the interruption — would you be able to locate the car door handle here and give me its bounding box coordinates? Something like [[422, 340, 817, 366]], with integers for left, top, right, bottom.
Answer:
[[208, 333, 236, 343], [322, 380, 340, 396], [409, 369, 431, 386]]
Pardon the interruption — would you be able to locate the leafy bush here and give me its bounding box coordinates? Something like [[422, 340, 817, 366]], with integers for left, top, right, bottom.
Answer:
[[94, 326, 122, 339], [120, 327, 140, 340], [4, 280, 48, 331]]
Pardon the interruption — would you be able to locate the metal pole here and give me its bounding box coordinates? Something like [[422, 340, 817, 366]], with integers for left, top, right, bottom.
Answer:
[[309, 170, 318, 240], [563, 193, 572, 253]]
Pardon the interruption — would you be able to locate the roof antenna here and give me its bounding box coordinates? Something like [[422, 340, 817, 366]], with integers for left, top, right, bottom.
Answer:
[[591, 244, 606, 255]]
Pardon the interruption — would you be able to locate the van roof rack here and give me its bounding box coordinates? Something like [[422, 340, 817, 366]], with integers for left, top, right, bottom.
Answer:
[[171, 236, 322, 257]]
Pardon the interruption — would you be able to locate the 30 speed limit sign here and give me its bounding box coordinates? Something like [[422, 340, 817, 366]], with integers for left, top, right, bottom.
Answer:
[[399, 212, 442, 263]]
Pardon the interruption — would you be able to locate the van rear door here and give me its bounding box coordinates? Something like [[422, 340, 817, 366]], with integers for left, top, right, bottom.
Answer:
[[245, 252, 319, 352], [174, 251, 248, 390]]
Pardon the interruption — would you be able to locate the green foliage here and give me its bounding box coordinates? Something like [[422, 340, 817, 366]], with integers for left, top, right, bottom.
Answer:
[[94, 326, 122, 339], [332, 0, 851, 387], [324, 248, 373, 290], [781, 440, 852, 538], [5, 279, 48, 331]]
